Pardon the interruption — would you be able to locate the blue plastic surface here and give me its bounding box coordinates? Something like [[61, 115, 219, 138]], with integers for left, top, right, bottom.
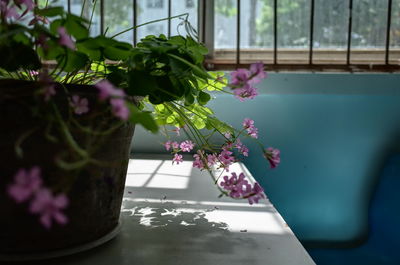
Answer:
[[308, 154, 400, 265]]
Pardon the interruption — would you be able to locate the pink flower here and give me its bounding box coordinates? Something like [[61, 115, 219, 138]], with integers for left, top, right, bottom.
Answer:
[[95, 80, 125, 100], [220, 172, 252, 198], [70, 95, 89, 115], [242, 118, 258, 138], [57, 27, 75, 50], [247, 126, 258, 139], [172, 153, 183, 165], [29, 188, 69, 229], [193, 151, 205, 170], [248, 62, 266, 85], [15, 0, 35, 12], [164, 141, 172, 151], [3, 5, 19, 20], [7, 167, 42, 203], [110, 98, 129, 120], [224, 132, 232, 139], [264, 147, 281, 169], [172, 141, 179, 149], [218, 149, 235, 170], [233, 85, 258, 101], [180, 140, 194, 152], [235, 139, 249, 157], [229, 63, 266, 101], [220, 172, 265, 204], [247, 182, 265, 205], [193, 155, 205, 169], [164, 141, 179, 151], [222, 141, 234, 151], [207, 153, 218, 167], [242, 118, 255, 129], [230, 68, 250, 88], [28, 70, 39, 76]]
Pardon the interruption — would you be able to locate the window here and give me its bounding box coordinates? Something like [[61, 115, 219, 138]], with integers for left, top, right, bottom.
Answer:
[[147, 0, 164, 9], [60, 0, 400, 72], [186, 0, 195, 8]]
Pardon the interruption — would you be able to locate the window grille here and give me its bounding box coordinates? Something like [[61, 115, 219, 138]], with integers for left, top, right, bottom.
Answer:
[[64, 0, 400, 72]]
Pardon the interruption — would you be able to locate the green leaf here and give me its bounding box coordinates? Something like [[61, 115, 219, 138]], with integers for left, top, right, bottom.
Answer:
[[65, 14, 89, 40], [197, 91, 211, 105], [57, 50, 89, 72], [36, 7, 65, 17], [104, 41, 132, 61], [76, 40, 102, 61], [185, 93, 195, 106], [167, 53, 211, 80], [127, 102, 158, 133], [49, 19, 62, 34]]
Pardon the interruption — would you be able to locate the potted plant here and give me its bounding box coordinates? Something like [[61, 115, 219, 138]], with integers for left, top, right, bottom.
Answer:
[[0, 0, 281, 259]]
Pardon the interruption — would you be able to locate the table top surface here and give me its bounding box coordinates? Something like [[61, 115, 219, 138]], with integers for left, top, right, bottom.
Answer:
[[11, 154, 315, 265]]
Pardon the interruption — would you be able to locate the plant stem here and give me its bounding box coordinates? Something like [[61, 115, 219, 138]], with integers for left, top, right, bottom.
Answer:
[[110, 13, 189, 39]]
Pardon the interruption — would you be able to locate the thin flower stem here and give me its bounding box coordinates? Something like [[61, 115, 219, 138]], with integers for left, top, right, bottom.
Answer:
[[168, 103, 208, 147], [88, 0, 97, 31], [110, 13, 189, 39], [80, 0, 87, 17], [51, 103, 89, 159], [164, 103, 201, 145]]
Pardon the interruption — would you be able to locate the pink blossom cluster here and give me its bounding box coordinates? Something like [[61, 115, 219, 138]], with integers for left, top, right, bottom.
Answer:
[[264, 147, 281, 169], [7, 167, 69, 229], [220, 172, 265, 204], [95, 80, 129, 120], [0, 0, 34, 20], [242, 118, 258, 139], [164, 140, 195, 165], [57, 26, 75, 50], [70, 95, 89, 115], [229, 62, 267, 101], [1, 0, 51, 26], [192, 151, 218, 170]]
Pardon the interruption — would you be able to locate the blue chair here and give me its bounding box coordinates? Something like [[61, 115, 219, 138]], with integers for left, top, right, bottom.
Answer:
[[307, 154, 400, 265]]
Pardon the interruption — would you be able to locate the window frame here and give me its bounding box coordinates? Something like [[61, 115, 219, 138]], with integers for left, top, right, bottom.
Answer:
[[66, 0, 400, 72], [198, 0, 400, 72]]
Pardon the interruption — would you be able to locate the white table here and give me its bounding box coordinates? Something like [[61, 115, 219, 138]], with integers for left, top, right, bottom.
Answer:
[[11, 154, 315, 265]]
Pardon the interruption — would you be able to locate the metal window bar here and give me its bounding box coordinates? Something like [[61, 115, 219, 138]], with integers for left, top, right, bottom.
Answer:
[[133, 0, 137, 46], [236, 0, 241, 66], [346, 0, 353, 65], [385, 0, 393, 64], [67, 0, 71, 13], [273, 0, 277, 64], [100, 0, 104, 35], [309, 0, 315, 65], [168, 0, 172, 38]]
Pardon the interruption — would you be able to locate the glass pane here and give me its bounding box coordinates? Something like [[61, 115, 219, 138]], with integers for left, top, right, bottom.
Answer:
[[313, 0, 348, 64], [214, 0, 238, 61], [239, 0, 274, 63], [137, 0, 168, 42], [171, 0, 198, 38], [104, 0, 133, 43], [390, 0, 400, 63], [351, 0, 388, 64], [70, 0, 101, 37], [277, 0, 310, 63]]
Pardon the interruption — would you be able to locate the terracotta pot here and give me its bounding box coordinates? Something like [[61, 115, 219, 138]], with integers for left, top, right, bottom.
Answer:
[[0, 79, 135, 259]]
